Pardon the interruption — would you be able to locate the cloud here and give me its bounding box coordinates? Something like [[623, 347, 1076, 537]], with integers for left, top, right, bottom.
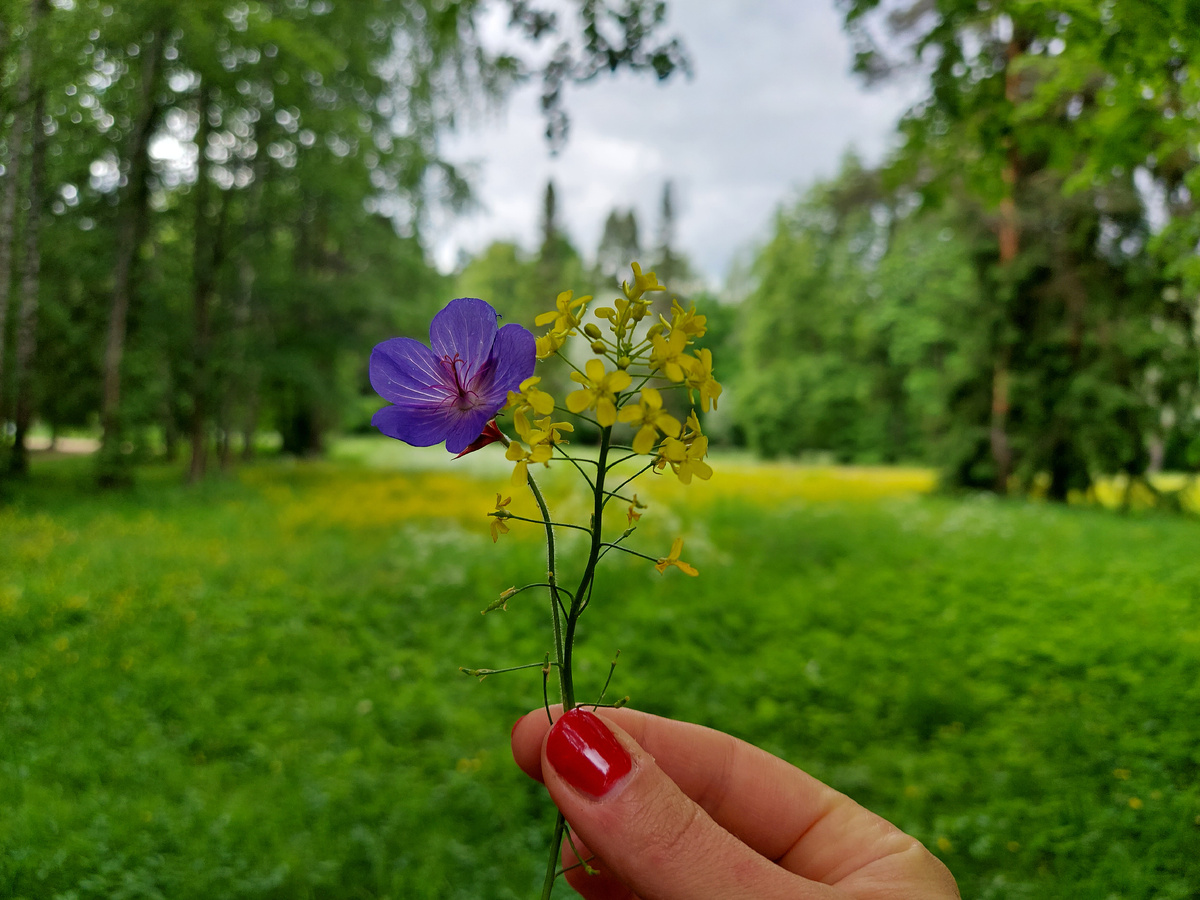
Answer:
[[434, 1, 922, 287]]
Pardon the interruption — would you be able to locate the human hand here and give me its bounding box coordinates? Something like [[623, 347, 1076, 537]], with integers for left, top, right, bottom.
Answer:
[[511, 706, 960, 900]]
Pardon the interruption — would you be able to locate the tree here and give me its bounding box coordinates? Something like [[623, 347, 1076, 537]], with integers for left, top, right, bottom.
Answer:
[[595, 207, 640, 286], [652, 179, 690, 289], [0, 0, 691, 485], [837, 0, 1200, 499]]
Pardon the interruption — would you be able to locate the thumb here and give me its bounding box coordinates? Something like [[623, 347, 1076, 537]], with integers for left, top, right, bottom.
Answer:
[[542, 708, 832, 900]]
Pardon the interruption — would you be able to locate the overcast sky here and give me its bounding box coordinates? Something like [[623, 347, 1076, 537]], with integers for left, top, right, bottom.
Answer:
[[432, 1, 923, 288]]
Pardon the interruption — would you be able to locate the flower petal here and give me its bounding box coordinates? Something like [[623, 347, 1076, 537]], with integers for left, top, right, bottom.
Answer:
[[371, 400, 492, 455], [430, 298, 499, 379], [442, 407, 496, 455], [474, 323, 536, 407], [370, 338, 452, 406], [371, 403, 455, 447]]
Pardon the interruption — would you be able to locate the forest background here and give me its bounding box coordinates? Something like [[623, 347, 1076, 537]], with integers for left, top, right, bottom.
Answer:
[[2, 2, 1200, 899], [1, 0, 1199, 501]]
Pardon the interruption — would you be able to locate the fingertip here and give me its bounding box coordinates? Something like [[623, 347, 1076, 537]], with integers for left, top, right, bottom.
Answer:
[[511, 706, 560, 783]]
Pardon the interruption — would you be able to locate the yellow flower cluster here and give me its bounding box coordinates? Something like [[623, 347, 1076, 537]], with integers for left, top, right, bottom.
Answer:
[[648, 301, 722, 412], [502, 375, 574, 486], [516, 262, 721, 487], [492, 263, 717, 579], [654, 411, 712, 484], [533, 290, 591, 359]]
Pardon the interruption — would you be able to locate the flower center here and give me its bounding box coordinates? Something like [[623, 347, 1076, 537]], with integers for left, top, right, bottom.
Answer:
[[441, 353, 480, 411]]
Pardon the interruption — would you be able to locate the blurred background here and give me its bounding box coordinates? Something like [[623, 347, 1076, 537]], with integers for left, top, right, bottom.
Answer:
[[2, 1, 1199, 898]]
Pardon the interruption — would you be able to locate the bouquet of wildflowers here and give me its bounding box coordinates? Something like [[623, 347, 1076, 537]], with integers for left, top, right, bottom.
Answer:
[[369, 263, 720, 897]]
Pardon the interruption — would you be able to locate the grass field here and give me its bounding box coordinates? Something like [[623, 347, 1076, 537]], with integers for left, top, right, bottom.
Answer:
[[2, 443, 1199, 899]]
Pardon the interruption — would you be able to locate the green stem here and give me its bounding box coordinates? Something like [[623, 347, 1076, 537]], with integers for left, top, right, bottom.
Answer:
[[525, 470, 569, 708], [562, 426, 612, 706], [540, 812, 567, 900], [525, 425, 613, 900], [500, 429, 568, 710], [495, 513, 593, 534]]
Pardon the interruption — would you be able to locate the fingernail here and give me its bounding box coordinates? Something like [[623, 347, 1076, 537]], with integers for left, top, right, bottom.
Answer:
[[545, 708, 632, 798], [511, 713, 527, 741]]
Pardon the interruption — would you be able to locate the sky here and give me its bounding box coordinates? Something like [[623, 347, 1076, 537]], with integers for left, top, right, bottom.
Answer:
[[432, 1, 924, 288]]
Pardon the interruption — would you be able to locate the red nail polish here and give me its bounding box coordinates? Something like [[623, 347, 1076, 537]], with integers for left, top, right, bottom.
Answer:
[[545, 708, 632, 797], [511, 713, 527, 741]]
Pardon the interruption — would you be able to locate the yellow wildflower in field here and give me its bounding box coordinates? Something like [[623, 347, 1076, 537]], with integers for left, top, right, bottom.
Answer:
[[566, 359, 632, 427]]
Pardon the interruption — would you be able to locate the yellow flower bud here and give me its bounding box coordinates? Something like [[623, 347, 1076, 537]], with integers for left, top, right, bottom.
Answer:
[[584, 323, 602, 340], [591, 341, 607, 354]]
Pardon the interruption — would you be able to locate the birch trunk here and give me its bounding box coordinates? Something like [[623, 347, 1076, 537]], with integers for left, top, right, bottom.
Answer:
[[99, 27, 165, 479], [0, 5, 34, 432], [9, 88, 45, 475]]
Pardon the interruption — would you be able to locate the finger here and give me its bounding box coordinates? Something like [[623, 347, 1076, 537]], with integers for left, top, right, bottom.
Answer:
[[540, 707, 831, 900], [514, 706, 957, 894], [560, 835, 638, 900]]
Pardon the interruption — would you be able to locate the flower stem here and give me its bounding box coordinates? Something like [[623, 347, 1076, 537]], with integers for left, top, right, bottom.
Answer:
[[524, 470, 570, 709], [540, 812, 567, 900], [562, 426, 612, 710]]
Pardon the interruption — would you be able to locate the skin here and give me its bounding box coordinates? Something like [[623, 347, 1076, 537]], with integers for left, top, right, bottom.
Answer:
[[512, 706, 962, 900]]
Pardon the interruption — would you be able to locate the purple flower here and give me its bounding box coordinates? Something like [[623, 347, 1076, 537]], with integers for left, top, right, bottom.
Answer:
[[370, 298, 535, 454]]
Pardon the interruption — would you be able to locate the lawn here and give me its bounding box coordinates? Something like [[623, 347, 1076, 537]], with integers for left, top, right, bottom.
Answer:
[[2, 443, 1198, 899]]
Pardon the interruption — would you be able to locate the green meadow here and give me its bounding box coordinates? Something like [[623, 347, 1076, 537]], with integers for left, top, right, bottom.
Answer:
[[2, 445, 1198, 899]]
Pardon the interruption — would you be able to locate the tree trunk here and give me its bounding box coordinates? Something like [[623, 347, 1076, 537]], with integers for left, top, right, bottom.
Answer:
[[99, 27, 165, 484], [1045, 253, 1090, 501], [240, 390, 259, 461], [988, 33, 1024, 495], [187, 83, 227, 483], [0, 6, 34, 437], [9, 88, 46, 476], [224, 126, 270, 469]]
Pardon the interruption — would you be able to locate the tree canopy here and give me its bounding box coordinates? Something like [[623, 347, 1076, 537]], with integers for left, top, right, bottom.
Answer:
[[0, 0, 688, 483], [733, 1, 1200, 500]]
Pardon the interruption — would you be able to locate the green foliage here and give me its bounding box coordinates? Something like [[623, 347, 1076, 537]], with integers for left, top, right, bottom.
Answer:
[[738, 157, 987, 466], [826, 0, 1200, 497], [2, 451, 1198, 898], [0, 0, 689, 478]]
